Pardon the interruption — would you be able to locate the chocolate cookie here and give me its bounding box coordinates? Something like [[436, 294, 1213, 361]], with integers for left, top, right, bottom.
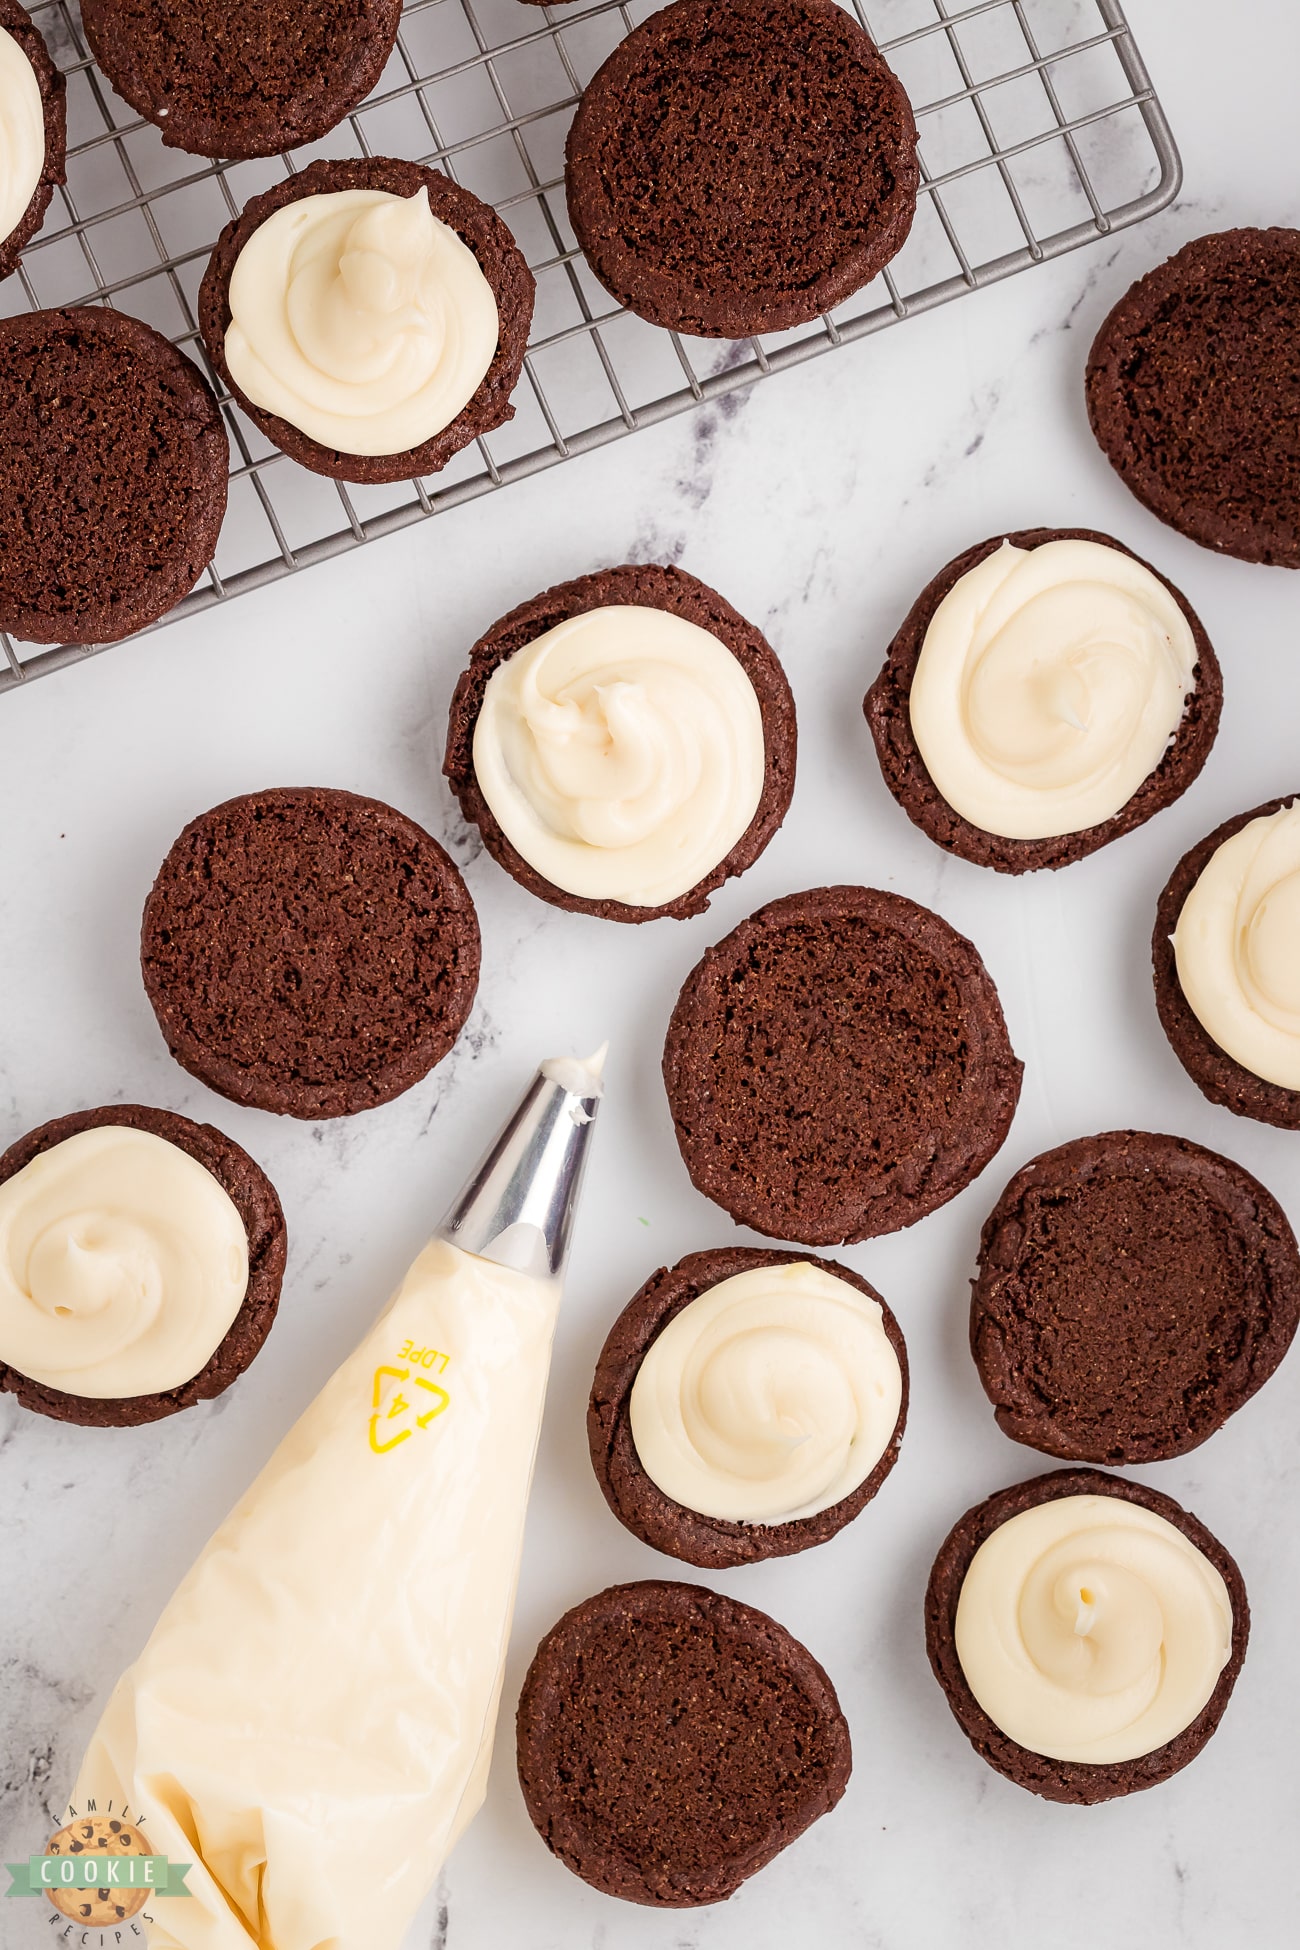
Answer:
[[1154, 793, 1300, 1129], [80, 0, 402, 161], [1086, 229, 1300, 567], [45, 1816, 150, 1924], [925, 1469, 1249, 1804], [588, 1246, 907, 1568], [663, 885, 1023, 1244], [199, 157, 535, 484], [971, 1131, 1300, 1466], [0, 307, 228, 645], [0, 1104, 286, 1428], [443, 563, 797, 922], [141, 787, 480, 1120], [0, 0, 66, 282], [516, 1579, 851, 1905], [564, 0, 918, 339], [864, 527, 1222, 873]]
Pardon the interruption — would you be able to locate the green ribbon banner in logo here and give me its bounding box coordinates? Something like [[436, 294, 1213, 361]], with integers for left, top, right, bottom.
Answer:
[[5, 1855, 193, 1897]]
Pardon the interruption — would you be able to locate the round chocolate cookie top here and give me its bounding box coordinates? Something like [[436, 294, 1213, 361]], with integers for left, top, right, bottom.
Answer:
[[925, 1468, 1249, 1805], [0, 0, 67, 282], [1086, 229, 1300, 567], [80, 0, 401, 161], [444, 562, 797, 922], [199, 156, 536, 484], [663, 885, 1023, 1245], [516, 1579, 851, 1906], [588, 1246, 908, 1568], [0, 1104, 286, 1428], [141, 787, 481, 1120], [564, 0, 919, 338], [864, 527, 1222, 874], [0, 306, 228, 645], [971, 1130, 1300, 1466], [1154, 793, 1300, 1129]]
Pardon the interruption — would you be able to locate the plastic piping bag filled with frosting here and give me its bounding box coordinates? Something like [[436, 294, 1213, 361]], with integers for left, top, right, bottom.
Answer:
[[74, 1049, 606, 1950]]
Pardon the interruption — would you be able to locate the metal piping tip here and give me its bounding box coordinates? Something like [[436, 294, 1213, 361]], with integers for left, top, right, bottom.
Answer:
[[435, 1048, 607, 1282]]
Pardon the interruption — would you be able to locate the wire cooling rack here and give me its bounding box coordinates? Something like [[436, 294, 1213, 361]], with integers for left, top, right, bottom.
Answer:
[[0, 0, 1178, 694]]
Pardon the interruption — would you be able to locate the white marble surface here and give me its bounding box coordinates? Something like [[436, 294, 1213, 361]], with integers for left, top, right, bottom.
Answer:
[[4, 2, 1300, 1945]]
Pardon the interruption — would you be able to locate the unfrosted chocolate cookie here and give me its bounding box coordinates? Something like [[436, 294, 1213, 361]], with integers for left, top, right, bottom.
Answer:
[[141, 787, 480, 1120], [1086, 229, 1300, 567], [0, 0, 66, 282], [588, 1246, 907, 1568], [0, 307, 228, 644], [45, 1816, 150, 1923], [0, 1104, 286, 1428], [80, 0, 401, 160], [516, 1579, 851, 1905], [925, 1469, 1249, 1805], [443, 562, 797, 922], [663, 885, 1023, 1245], [971, 1131, 1300, 1465], [864, 527, 1221, 873], [1153, 793, 1300, 1129], [564, 0, 918, 338], [199, 156, 535, 483]]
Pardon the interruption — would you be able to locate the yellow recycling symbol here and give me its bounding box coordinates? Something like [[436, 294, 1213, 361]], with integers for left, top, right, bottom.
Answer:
[[369, 1364, 451, 1454]]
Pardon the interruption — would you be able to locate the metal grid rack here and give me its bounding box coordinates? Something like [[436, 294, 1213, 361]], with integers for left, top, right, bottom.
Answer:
[[0, 0, 1179, 695]]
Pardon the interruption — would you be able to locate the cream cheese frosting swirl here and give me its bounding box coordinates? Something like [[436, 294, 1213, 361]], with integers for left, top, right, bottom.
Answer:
[[909, 539, 1198, 840], [628, 1261, 903, 1524], [955, 1494, 1232, 1764], [1173, 800, 1300, 1090], [224, 187, 499, 457], [0, 1127, 249, 1399], [0, 24, 45, 244], [472, 605, 767, 907]]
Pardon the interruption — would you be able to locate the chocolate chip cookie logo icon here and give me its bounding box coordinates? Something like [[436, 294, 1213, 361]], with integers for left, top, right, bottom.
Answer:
[[5, 1803, 192, 1941], [369, 1339, 452, 1454]]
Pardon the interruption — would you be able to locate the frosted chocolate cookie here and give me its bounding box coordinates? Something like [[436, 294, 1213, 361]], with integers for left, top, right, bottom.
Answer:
[[0, 307, 228, 645], [444, 563, 796, 921], [971, 1131, 1300, 1466], [663, 885, 1023, 1244], [0, 0, 65, 282], [564, 0, 918, 338], [141, 787, 481, 1120], [1087, 229, 1300, 567], [925, 1470, 1248, 1804], [80, 0, 402, 161], [864, 528, 1221, 873], [0, 1105, 286, 1428], [516, 1579, 851, 1905], [589, 1246, 907, 1568], [1154, 794, 1300, 1128], [199, 157, 535, 484]]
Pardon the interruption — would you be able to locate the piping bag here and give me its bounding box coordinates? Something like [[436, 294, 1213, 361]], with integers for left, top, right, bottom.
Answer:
[[73, 1049, 606, 1950]]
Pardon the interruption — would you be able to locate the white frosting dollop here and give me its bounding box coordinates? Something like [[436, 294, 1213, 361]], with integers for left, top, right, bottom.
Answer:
[[0, 24, 45, 245], [628, 1260, 903, 1524], [471, 605, 767, 907], [224, 187, 500, 457], [1172, 800, 1300, 1089], [955, 1494, 1233, 1764], [908, 539, 1198, 840], [0, 1127, 250, 1399]]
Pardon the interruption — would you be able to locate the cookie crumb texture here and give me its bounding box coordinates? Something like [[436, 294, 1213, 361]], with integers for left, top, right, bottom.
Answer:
[[80, 0, 402, 160], [663, 885, 1023, 1245], [516, 1580, 851, 1906], [0, 0, 67, 283], [924, 1468, 1249, 1804], [1153, 792, 1300, 1129], [0, 307, 228, 645], [971, 1131, 1300, 1465], [1086, 228, 1300, 567], [141, 787, 481, 1120], [565, 0, 918, 338], [0, 1103, 287, 1428]]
